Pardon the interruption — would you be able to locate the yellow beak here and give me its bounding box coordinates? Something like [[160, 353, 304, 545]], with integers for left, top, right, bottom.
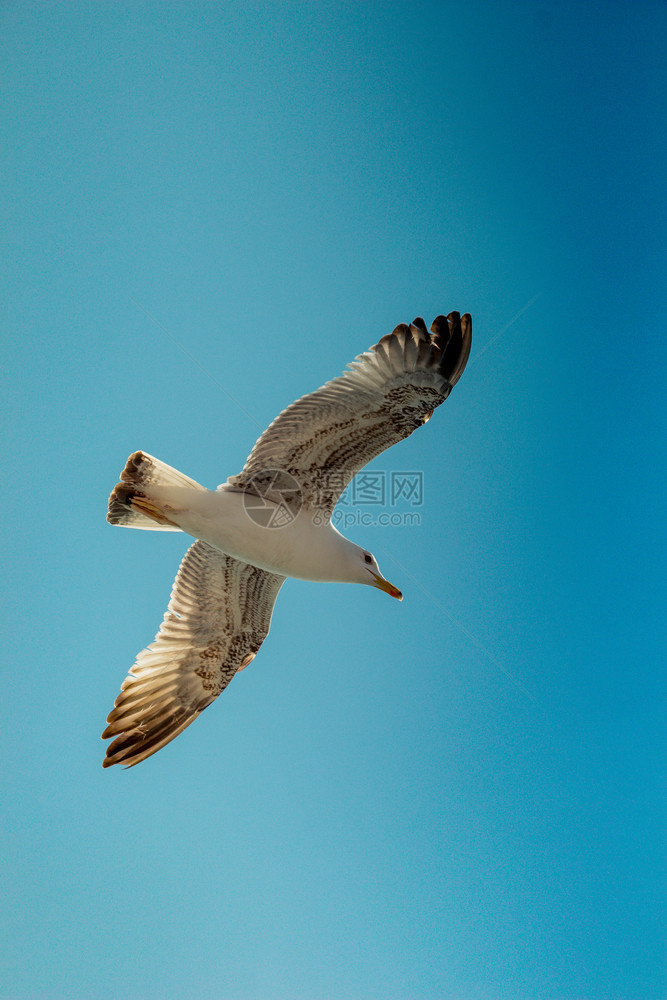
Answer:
[[370, 572, 403, 601]]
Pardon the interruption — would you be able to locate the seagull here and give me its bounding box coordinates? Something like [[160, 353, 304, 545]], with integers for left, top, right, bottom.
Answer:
[[103, 311, 472, 767]]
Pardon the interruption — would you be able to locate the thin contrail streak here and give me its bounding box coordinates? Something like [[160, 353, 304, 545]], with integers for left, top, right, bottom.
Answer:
[[471, 292, 541, 366], [380, 547, 537, 703]]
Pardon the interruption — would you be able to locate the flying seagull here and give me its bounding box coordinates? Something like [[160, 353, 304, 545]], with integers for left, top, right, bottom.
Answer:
[[103, 311, 472, 767]]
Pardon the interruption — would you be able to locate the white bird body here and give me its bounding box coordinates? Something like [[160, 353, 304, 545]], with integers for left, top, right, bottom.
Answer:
[[143, 483, 369, 584]]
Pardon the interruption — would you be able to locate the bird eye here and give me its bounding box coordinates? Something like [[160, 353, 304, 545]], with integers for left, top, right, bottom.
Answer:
[[364, 553, 372, 564]]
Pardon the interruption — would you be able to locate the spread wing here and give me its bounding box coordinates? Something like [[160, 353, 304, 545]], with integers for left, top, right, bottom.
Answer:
[[102, 541, 285, 768], [226, 312, 471, 515]]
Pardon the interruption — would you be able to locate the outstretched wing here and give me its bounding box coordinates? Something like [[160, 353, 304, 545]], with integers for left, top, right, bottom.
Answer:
[[102, 540, 285, 768], [226, 312, 471, 515]]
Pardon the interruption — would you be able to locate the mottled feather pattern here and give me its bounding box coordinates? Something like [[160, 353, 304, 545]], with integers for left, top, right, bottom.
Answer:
[[103, 540, 285, 767], [226, 312, 471, 512]]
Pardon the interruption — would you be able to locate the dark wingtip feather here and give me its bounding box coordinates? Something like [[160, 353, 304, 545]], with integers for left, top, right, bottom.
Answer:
[[102, 707, 198, 768], [390, 323, 411, 339], [429, 313, 452, 348], [430, 311, 472, 387], [450, 313, 472, 386], [440, 312, 463, 378]]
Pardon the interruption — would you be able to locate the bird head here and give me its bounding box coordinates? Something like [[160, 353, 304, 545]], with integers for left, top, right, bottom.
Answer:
[[358, 548, 402, 600]]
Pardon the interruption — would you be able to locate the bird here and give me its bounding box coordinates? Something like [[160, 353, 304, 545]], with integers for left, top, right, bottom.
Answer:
[[102, 310, 472, 767]]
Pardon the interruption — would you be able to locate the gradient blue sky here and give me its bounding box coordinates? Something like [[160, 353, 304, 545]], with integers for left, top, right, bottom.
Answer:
[[2, 3, 666, 999]]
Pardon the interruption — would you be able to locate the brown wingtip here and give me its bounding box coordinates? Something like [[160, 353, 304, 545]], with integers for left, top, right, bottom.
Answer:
[[430, 311, 472, 387], [449, 312, 472, 387], [102, 709, 202, 768]]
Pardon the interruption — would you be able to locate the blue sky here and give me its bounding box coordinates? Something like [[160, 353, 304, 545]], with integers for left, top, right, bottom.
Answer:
[[2, 2, 665, 998]]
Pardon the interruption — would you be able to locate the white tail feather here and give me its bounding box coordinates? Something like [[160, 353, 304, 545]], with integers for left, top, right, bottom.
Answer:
[[107, 451, 206, 530]]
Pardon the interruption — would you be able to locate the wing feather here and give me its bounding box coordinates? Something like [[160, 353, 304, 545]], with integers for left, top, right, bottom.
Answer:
[[226, 312, 471, 514], [102, 540, 285, 767]]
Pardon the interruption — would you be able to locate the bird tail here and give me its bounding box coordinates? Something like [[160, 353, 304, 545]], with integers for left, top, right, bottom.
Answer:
[[107, 451, 206, 530]]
